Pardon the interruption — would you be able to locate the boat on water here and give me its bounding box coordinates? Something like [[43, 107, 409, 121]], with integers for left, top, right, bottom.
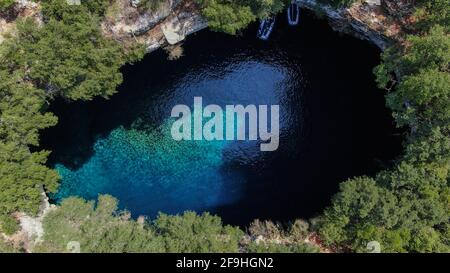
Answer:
[[257, 16, 276, 40], [287, 1, 300, 26]]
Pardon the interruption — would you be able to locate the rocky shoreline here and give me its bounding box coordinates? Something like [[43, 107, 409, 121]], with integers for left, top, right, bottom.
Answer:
[[101, 0, 208, 52], [0, 0, 406, 53], [102, 0, 406, 52], [297, 0, 404, 49]]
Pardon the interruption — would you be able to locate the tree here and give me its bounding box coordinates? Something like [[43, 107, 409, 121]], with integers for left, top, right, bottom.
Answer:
[[415, 0, 450, 32], [37, 195, 244, 253], [243, 0, 288, 19], [317, 171, 450, 252], [0, 0, 14, 12], [154, 211, 243, 252], [41, 0, 111, 18], [375, 25, 450, 86], [197, 0, 290, 35], [37, 195, 165, 253], [1, 6, 125, 100], [0, 71, 59, 234], [374, 25, 450, 130], [0, 0, 142, 235], [386, 69, 450, 128], [410, 227, 444, 253], [197, 0, 256, 35]]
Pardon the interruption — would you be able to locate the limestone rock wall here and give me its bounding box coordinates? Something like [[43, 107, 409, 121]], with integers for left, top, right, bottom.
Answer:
[[102, 0, 405, 53], [297, 0, 405, 49]]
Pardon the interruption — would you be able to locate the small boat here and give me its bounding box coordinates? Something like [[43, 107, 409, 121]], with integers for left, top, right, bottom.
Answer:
[[257, 17, 276, 40], [287, 1, 300, 26]]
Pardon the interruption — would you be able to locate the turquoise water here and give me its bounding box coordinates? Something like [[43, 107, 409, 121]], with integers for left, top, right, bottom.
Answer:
[[54, 118, 247, 215], [42, 13, 402, 225], [51, 61, 284, 217]]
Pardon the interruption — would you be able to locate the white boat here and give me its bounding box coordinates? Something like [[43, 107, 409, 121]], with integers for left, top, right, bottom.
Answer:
[[257, 16, 276, 40], [287, 1, 300, 26]]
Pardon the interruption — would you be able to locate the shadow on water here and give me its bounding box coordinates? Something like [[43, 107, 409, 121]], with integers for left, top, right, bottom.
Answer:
[[40, 11, 404, 226]]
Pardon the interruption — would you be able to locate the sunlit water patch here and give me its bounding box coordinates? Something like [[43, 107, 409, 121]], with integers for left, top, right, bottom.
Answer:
[[54, 122, 244, 216]]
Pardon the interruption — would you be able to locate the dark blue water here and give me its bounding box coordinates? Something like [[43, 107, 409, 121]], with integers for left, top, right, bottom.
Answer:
[[40, 12, 403, 226]]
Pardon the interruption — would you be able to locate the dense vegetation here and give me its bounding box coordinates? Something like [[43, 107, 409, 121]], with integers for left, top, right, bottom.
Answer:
[[318, 0, 450, 252], [0, 0, 143, 235], [195, 0, 362, 35], [0, 70, 59, 234], [0, 0, 448, 253], [0, 0, 14, 12], [196, 0, 288, 34], [31, 195, 319, 253], [3, 1, 125, 100]]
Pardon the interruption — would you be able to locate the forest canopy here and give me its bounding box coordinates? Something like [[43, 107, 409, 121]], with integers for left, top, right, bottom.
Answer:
[[196, 0, 288, 35], [318, 0, 450, 252], [0, 0, 142, 234]]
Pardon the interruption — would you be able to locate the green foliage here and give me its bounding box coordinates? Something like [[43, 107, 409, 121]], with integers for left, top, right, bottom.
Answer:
[[82, 0, 112, 16], [318, 169, 450, 252], [0, 0, 136, 235], [197, 0, 256, 35], [375, 25, 450, 85], [36, 195, 164, 252], [386, 69, 450, 128], [0, 214, 19, 236], [353, 225, 411, 253], [409, 227, 447, 253], [0, 70, 59, 233], [1, 0, 126, 101], [38, 197, 326, 253], [415, 0, 450, 32], [154, 211, 243, 252], [196, 0, 289, 35], [124, 42, 147, 64], [196, 0, 362, 35], [243, 0, 288, 19], [322, 5, 450, 251], [374, 25, 450, 131], [318, 130, 450, 251], [41, 0, 111, 17], [0, 0, 14, 12], [0, 72, 57, 147], [36, 195, 244, 253]]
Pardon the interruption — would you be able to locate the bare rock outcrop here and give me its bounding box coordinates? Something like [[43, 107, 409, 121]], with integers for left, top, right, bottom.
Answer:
[[102, 0, 409, 53], [102, 0, 206, 52], [297, 0, 409, 49]]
